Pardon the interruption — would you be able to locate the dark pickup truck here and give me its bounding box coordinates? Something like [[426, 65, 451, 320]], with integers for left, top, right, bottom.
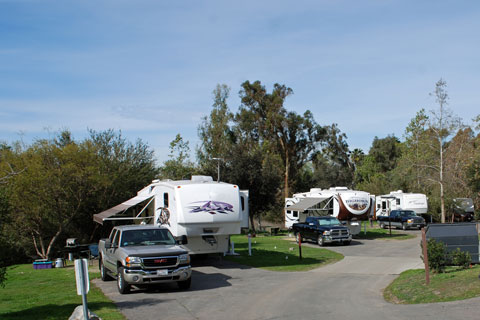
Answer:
[[292, 216, 352, 246], [377, 210, 426, 230]]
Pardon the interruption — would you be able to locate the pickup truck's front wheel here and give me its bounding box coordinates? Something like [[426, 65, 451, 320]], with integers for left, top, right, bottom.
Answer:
[[117, 267, 131, 294], [100, 258, 113, 281], [317, 235, 324, 246], [177, 277, 191, 290]]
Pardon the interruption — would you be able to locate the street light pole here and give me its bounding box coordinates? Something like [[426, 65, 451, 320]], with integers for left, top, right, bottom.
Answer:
[[212, 158, 223, 182]]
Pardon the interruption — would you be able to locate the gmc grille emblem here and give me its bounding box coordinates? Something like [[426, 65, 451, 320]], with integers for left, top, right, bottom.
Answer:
[[154, 259, 168, 263]]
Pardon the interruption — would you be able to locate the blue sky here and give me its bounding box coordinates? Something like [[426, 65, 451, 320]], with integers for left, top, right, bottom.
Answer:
[[1, 0, 479, 164]]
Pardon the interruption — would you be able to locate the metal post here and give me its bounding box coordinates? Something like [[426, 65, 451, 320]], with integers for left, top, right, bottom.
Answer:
[[421, 228, 430, 285], [363, 221, 367, 235], [248, 234, 252, 256], [389, 215, 392, 237]]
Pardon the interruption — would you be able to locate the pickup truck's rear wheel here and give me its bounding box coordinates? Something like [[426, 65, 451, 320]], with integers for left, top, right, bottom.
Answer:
[[317, 235, 324, 246], [117, 267, 131, 294], [177, 277, 191, 290], [379, 222, 386, 229], [100, 258, 113, 281]]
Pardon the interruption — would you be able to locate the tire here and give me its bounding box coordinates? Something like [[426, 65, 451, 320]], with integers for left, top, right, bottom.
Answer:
[[295, 233, 302, 244], [317, 235, 324, 247], [100, 258, 113, 281], [177, 277, 191, 290], [117, 267, 131, 294], [402, 223, 407, 231], [379, 223, 385, 229]]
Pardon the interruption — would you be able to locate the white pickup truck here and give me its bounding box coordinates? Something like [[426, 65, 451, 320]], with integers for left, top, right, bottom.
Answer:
[[98, 225, 192, 294]]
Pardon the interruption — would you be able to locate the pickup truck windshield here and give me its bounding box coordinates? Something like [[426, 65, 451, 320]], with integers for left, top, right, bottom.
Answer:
[[399, 211, 417, 217], [318, 218, 341, 226], [121, 229, 177, 247]]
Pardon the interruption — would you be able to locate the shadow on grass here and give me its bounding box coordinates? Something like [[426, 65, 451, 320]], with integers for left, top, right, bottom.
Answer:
[[0, 302, 115, 320]]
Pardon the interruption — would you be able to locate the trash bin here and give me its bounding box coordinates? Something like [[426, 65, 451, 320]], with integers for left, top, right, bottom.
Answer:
[[55, 258, 64, 268], [426, 223, 479, 263]]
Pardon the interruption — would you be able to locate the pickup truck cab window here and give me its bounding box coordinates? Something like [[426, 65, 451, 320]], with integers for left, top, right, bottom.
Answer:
[[109, 229, 118, 243], [112, 230, 121, 247]]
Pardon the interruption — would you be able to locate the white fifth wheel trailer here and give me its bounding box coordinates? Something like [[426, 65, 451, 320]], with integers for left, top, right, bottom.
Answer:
[[93, 176, 249, 254], [375, 190, 428, 218], [285, 187, 374, 235]]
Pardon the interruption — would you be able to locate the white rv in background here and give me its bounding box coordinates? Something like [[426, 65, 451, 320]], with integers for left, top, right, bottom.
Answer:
[[93, 176, 249, 254], [375, 190, 428, 218], [285, 187, 375, 235]]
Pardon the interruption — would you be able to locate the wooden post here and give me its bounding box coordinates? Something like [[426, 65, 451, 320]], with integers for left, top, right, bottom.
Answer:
[[421, 228, 430, 285], [298, 233, 302, 260]]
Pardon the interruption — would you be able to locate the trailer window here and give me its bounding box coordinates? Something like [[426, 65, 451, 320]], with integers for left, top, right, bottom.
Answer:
[[293, 211, 298, 218], [396, 198, 400, 205], [241, 196, 245, 211], [164, 193, 169, 208], [382, 202, 387, 210]]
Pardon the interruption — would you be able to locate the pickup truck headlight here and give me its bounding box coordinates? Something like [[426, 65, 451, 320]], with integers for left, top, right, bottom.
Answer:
[[126, 256, 142, 268], [322, 231, 331, 236], [179, 254, 190, 264]]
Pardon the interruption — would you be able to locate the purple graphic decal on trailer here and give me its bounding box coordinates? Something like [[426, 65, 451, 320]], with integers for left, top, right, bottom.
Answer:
[[188, 201, 234, 214]]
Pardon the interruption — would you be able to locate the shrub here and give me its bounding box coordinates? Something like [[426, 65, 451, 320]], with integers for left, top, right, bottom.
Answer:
[[450, 248, 471, 269], [421, 238, 447, 273]]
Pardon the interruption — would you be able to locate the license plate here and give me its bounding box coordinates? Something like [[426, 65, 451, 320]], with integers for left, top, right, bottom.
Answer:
[[157, 269, 168, 276]]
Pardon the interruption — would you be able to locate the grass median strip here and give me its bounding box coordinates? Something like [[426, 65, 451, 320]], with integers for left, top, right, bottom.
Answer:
[[224, 235, 343, 272], [384, 265, 480, 304], [0, 263, 125, 320], [354, 227, 416, 240]]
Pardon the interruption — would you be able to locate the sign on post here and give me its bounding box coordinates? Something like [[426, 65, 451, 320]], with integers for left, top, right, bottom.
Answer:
[[74, 258, 90, 320], [75, 259, 90, 295]]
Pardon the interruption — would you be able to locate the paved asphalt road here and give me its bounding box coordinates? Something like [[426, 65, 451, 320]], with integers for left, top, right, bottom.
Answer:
[[94, 232, 480, 320]]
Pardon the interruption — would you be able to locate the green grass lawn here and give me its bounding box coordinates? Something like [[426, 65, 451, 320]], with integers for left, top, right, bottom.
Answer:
[[0, 263, 125, 320], [384, 265, 480, 304], [224, 235, 343, 271]]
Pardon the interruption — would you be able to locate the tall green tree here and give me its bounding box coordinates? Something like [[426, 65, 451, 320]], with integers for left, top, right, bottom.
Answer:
[[238, 80, 324, 198], [159, 134, 197, 180]]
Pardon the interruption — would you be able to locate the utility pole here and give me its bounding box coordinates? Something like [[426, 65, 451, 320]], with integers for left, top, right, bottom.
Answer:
[[212, 158, 223, 182]]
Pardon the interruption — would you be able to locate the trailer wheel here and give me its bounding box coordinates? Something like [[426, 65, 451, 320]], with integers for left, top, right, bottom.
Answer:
[[317, 235, 324, 247], [117, 267, 131, 294]]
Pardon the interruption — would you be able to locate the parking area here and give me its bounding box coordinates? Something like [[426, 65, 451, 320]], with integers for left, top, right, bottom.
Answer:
[[94, 232, 480, 320]]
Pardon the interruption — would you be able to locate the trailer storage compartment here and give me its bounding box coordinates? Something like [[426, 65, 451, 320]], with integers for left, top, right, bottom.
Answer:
[[426, 223, 479, 263]]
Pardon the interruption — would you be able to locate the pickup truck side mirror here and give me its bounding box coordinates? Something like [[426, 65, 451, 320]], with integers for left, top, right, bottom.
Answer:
[[177, 235, 188, 245]]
